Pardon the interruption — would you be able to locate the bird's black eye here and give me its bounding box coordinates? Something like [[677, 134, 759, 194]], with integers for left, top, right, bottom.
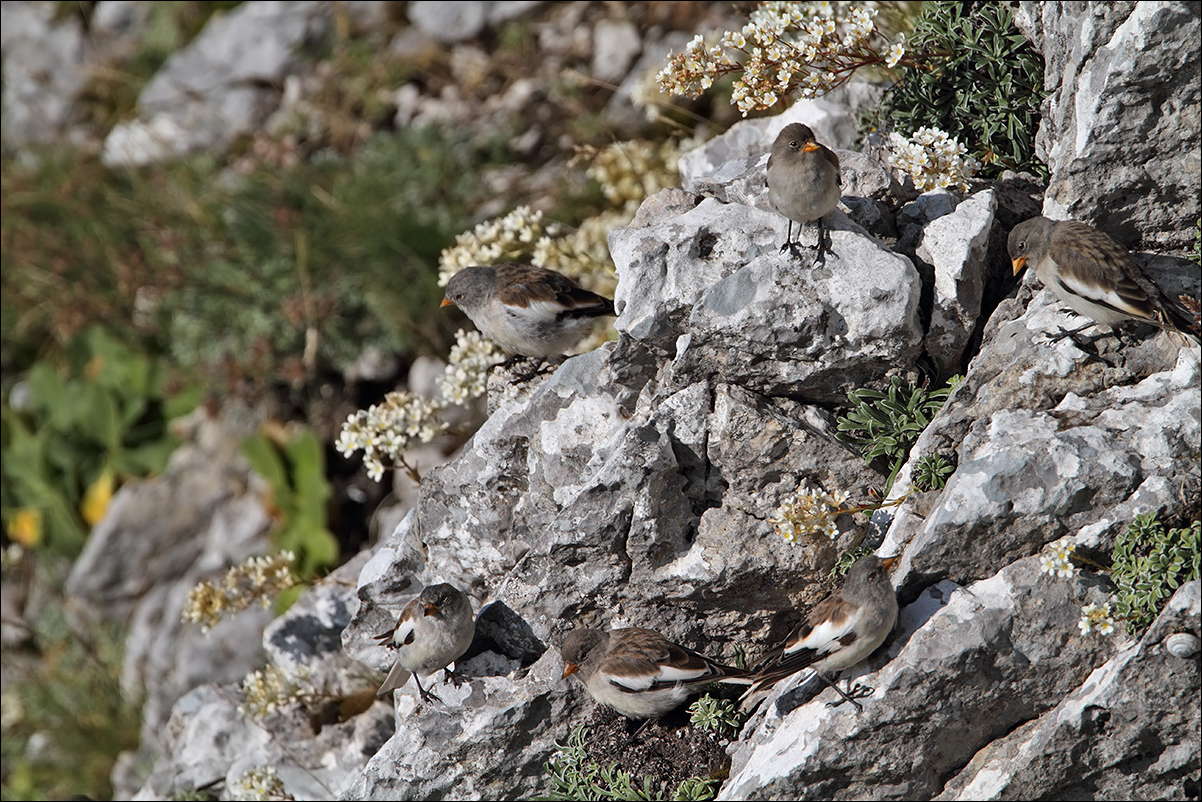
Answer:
[[1019, 240, 1026, 251], [790, 140, 799, 148]]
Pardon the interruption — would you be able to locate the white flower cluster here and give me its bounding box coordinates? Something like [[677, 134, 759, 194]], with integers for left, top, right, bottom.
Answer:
[[438, 205, 563, 287], [586, 139, 681, 214], [237, 665, 313, 720], [887, 127, 981, 192], [230, 766, 292, 801], [337, 330, 503, 482], [1078, 602, 1116, 636], [658, 2, 906, 116], [336, 390, 446, 482], [436, 329, 505, 405], [1039, 536, 1078, 578], [532, 210, 620, 295], [181, 551, 299, 632], [772, 482, 851, 542]]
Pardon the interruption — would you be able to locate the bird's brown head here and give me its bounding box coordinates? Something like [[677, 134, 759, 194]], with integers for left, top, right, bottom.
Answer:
[[560, 628, 605, 679], [772, 123, 820, 157], [1008, 216, 1053, 276]]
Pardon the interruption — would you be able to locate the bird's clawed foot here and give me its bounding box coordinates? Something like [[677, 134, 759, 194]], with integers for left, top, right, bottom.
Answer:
[[443, 667, 470, 688], [413, 676, 443, 705], [817, 673, 871, 713]]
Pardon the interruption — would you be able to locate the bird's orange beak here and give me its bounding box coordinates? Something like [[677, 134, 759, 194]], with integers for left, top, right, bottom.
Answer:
[[440, 297, 455, 308], [880, 555, 900, 571], [562, 663, 579, 679], [803, 141, 820, 153], [423, 602, 439, 616], [1011, 256, 1027, 276]]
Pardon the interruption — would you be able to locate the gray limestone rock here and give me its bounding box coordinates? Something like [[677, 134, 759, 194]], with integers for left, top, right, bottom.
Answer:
[[408, 1, 546, 44], [103, 1, 333, 166], [936, 581, 1200, 801], [723, 558, 1121, 800], [918, 189, 996, 373], [1015, 1, 1201, 254], [1, 1, 89, 147]]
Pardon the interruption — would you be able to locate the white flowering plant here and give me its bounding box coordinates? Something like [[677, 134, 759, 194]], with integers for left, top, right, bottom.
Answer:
[[1039, 514, 1200, 639], [658, 2, 915, 116], [182, 551, 299, 632], [335, 330, 503, 483], [886, 126, 981, 192], [772, 482, 852, 543]]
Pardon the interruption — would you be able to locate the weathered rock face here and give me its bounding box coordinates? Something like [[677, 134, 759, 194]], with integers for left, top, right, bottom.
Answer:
[[332, 159, 1199, 802], [25, 1, 1195, 799], [1015, 1, 1202, 254], [63, 404, 280, 790], [936, 580, 1201, 802], [1, 1, 90, 147], [103, 1, 334, 166], [724, 558, 1122, 800]]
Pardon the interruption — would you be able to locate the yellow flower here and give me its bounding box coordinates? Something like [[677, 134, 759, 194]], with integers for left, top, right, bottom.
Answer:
[[81, 467, 116, 527], [7, 507, 42, 548]]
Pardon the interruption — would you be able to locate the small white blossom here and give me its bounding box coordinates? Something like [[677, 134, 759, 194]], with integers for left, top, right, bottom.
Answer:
[[887, 127, 979, 192], [1078, 602, 1115, 636], [1039, 536, 1078, 578]]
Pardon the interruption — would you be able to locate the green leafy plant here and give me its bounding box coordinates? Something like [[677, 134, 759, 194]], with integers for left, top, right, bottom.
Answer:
[[673, 777, 721, 802], [868, 1, 1048, 179], [1, 327, 202, 555], [831, 544, 875, 578], [539, 725, 720, 802], [688, 695, 744, 737], [912, 453, 955, 491], [241, 426, 338, 580], [1111, 514, 1200, 631], [2, 123, 504, 393], [835, 376, 956, 494], [0, 592, 141, 801]]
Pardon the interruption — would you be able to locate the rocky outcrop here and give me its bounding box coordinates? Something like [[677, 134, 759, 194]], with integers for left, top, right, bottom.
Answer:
[[14, 2, 1196, 800], [326, 115, 1199, 800], [1015, 1, 1202, 254]]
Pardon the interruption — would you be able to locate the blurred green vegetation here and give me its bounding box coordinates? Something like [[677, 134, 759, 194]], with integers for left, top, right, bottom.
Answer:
[[1, 327, 203, 557], [0, 585, 141, 802], [242, 424, 337, 581], [2, 122, 509, 391]]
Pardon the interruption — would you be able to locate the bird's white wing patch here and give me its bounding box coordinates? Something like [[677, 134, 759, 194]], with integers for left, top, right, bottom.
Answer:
[[392, 616, 417, 647], [505, 298, 567, 323], [1048, 265, 1147, 318], [784, 614, 857, 658], [602, 662, 707, 692]]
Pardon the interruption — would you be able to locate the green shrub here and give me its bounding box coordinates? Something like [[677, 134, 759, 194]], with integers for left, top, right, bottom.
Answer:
[[912, 453, 955, 491], [688, 694, 744, 737], [1111, 514, 1200, 631], [835, 376, 957, 494], [2, 123, 509, 391], [1, 327, 202, 555], [867, 1, 1048, 179]]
